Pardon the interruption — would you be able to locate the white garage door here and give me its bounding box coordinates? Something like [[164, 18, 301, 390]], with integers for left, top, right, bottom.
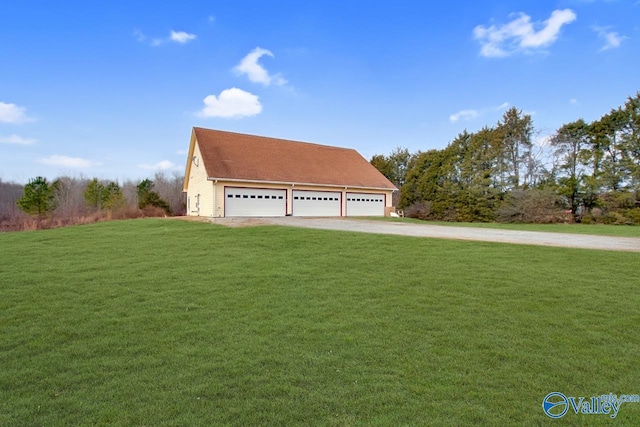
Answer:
[[292, 190, 341, 217], [346, 193, 385, 216], [225, 187, 286, 217]]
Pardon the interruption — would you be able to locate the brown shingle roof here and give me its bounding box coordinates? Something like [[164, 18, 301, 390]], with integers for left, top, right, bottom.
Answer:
[[193, 128, 396, 190]]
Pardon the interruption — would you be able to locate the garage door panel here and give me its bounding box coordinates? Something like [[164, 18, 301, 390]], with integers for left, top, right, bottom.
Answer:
[[346, 192, 385, 216], [225, 187, 286, 217], [292, 190, 341, 217]]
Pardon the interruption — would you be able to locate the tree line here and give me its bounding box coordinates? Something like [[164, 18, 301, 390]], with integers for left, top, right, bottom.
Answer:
[[0, 172, 185, 231], [371, 93, 640, 224]]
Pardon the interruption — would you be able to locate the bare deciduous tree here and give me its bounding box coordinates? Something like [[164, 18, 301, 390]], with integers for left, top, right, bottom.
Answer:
[[0, 179, 27, 229], [153, 172, 186, 215]]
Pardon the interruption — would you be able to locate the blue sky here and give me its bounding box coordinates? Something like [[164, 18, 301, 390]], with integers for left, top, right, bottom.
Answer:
[[1, 0, 639, 183]]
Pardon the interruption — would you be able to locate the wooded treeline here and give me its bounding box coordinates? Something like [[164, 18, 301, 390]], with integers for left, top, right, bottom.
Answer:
[[372, 93, 640, 224], [0, 172, 185, 231]]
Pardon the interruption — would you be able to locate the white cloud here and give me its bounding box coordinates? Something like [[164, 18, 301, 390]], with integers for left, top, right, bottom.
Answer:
[[570, 98, 579, 105], [139, 160, 179, 170], [134, 29, 146, 43], [474, 9, 577, 57], [135, 29, 196, 46], [449, 109, 479, 123], [592, 26, 626, 50], [38, 155, 97, 168], [196, 87, 262, 119], [234, 47, 287, 86], [0, 102, 33, 123], [450, 101, 513, 123], [0, 134, 36, 145], [170, 30, 196, 44], [535, 134, 553, 147]]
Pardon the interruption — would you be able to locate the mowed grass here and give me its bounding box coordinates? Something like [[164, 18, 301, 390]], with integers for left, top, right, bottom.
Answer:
[[1, 219, 639, 426], [367, 216, 640, 237]]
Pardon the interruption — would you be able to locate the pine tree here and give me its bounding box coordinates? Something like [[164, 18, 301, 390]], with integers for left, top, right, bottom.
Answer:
[[16, 176, 56, 218]]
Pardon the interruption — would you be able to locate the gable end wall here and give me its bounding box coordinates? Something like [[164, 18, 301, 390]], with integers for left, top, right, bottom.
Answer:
[[186, 142, 214, 216]]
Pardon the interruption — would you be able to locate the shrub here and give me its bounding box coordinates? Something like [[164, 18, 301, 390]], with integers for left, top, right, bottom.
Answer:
[[404, 201, 432, 220], [621, 208, 640, 225], [497, 189, 564, 223]]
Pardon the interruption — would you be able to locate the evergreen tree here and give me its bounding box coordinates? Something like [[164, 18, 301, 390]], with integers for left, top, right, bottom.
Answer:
[[621, 93, 640, 197], [84, 178, 125, 210], [496, 107, 534, 191], [370, 147, 411, 188], [16, 176, 56, 218], [551, 119, 589, 219], [137, 179, 171, 214]]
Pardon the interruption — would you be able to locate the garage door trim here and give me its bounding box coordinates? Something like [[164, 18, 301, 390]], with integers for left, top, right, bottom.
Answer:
[[292, 189, 342, 217], [346, 192, 386, 216], [224, 186, 287, 217]]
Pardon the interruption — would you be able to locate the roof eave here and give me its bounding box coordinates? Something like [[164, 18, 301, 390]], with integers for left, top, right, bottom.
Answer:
[[206, 177, 396, 192]]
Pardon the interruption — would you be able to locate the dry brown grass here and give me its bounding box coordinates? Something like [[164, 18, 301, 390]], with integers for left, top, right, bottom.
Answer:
[[0, 205, 171, 232]]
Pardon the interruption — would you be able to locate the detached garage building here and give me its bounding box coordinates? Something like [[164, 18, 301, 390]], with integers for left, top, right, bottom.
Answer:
[[183, 127, 396, 218]]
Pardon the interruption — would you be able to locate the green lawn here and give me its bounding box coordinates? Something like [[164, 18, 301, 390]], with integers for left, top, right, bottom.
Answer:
[[1, 219, 639, 425], [367, 216, 640, 237]]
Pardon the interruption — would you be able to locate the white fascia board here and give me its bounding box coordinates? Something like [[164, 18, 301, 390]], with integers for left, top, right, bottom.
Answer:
[[206, 177, 396, 192]]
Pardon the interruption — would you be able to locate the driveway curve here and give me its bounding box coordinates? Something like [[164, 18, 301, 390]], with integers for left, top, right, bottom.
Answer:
[[214, 217, 640, 252]]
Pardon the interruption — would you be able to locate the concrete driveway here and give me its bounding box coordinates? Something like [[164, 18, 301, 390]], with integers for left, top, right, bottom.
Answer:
[[212, 217, 640, 252]]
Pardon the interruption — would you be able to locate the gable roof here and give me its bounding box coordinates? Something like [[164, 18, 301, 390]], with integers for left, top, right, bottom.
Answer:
[[184, 128, 396, 191]]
